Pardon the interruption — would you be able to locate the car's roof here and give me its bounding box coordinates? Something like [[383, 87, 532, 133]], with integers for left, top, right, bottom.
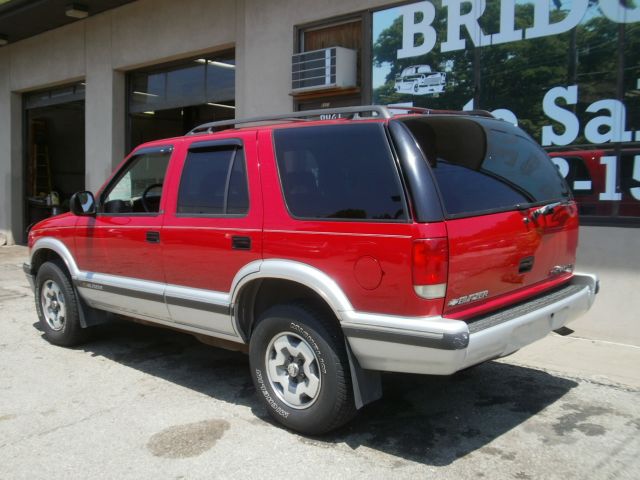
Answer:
[[130, 108, 497, 154]]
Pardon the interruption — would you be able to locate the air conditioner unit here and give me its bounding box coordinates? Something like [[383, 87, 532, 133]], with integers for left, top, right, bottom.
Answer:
[[291, 47, 357, 93]]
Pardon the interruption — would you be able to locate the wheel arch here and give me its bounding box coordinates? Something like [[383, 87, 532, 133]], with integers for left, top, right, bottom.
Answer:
[[30, 237, 108, 328], [30, 237, 80, 278], [230, 259, 353, 342], [230, 260, 382, 410]]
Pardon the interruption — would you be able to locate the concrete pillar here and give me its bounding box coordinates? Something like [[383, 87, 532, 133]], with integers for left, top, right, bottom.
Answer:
[[9, 92, 22, 244], [0, 49, 23, 245], [84, 14, 125, 193], [0, 49, 11, 245], [234, 0, 246, 119]]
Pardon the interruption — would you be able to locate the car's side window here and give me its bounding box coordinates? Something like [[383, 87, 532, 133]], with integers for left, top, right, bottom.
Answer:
[[177, 145, 249, 216], [273, 124, 407, 221], [101, 149, 172, 214]]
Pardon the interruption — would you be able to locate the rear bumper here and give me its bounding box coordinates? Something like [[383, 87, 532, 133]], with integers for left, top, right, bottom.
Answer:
[[342, 273, 598, 375]]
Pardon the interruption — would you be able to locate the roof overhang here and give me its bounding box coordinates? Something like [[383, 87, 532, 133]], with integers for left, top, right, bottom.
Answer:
[[0, 0, 136, 45]]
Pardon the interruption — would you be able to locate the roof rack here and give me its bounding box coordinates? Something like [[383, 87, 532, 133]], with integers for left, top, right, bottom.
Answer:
[[388, 105, 494, 119], [186, 104, 496, 135], [187, 105, 393, 135]]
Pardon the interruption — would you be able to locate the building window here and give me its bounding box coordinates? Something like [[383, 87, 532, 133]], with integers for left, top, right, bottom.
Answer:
[[370, 1, 640, 225], [127, 51, 235, 148], [294, 17, 367, 111]]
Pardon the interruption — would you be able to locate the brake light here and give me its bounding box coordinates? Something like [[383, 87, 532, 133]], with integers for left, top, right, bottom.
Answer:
[[412, 238, 448, 299]]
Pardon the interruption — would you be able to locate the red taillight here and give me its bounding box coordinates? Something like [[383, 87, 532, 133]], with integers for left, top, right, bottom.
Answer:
[[412, 238, 448, 299]]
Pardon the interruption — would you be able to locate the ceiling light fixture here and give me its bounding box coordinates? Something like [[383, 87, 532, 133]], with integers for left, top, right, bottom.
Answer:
[[194, 59, 235, 69], [209, 61, 235, 69], [207, 103, 236, 110], [65, 4, 89, 19], [133, 91, 159, 98], [0, 35, 8, 47]]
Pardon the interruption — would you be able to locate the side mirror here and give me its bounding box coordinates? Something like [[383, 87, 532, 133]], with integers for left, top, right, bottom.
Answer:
[[70, 191, 97, 216]]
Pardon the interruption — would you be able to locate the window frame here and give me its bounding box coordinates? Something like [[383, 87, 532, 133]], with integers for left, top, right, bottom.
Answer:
[[293, 12, 371, 111], [97, 145, 174, 217], [174, 139, 250, 219]]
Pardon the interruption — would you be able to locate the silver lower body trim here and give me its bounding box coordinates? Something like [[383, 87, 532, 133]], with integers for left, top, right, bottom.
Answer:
[[73, 271, 241, 341], [342, 273, 598, 375]]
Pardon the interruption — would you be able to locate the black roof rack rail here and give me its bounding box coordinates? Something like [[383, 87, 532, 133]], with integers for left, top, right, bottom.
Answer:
[[187, 105, 393, 135], [186, 104, 497, 135], [388, 105, 494, 118]]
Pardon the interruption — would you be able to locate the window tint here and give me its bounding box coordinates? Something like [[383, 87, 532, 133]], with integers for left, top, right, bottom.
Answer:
[[402, 118, 570, 217], [102, 149, 171, 214], [177, 147, 248, 215], [273, 124, 406, 221]]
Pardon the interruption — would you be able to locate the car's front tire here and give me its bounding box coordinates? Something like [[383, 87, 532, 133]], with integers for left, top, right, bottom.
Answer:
[[249, 303, 356, 435], [35, 261, 88, 347]]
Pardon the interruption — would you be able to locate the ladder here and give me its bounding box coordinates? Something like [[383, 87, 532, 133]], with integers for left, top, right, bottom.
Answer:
[[29, 119, 52, 197], [33, 143, 52, 196]]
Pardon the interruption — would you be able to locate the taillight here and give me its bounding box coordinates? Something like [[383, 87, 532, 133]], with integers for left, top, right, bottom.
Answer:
[[412, 238, 448, 299]]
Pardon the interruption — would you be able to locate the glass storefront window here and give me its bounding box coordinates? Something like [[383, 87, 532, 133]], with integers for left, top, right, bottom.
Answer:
[[131, 72, 166, 110], [166, 63, 205, 106], [128, 51, 235, 114], [127, 51, 235, 147], [371, 0, 640, 224], [206, 57, 235, 104]]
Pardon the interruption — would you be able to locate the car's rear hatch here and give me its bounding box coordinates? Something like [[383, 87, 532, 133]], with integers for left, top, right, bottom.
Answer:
[[399, 115, 578, 319]]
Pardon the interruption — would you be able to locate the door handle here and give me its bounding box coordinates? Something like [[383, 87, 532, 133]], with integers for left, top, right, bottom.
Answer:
[[146, 231, 161, 243], [519, 256, 534, 273], [231, 236, 251, 250]]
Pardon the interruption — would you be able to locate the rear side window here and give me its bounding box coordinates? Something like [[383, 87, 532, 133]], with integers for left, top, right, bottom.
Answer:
[[177, 147, 248, 215], [402, 117, 570, 217], [273, 124, 407, 221]]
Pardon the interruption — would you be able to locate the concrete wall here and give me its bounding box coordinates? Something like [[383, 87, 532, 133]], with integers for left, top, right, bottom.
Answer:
[[0, 47, 10, 246], [240, 0, 391, 116], [1, 0, 639, 251], [0, 0, 239, 243], [576, 226, 640, 345], [0, 46, 22, 246], [1, 0, 395, 244]]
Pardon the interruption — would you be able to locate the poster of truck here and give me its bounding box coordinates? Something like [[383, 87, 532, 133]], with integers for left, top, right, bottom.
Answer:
[[394, 65, 446, 95]]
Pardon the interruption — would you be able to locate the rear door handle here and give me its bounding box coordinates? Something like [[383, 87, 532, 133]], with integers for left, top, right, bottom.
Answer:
[[146, 231, 161, 243], [519, 256, 534, 273], [231, 236, 251, 250]]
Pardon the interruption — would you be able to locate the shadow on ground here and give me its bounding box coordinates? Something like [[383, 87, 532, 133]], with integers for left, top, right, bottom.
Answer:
[[55, 318, 577, 466]]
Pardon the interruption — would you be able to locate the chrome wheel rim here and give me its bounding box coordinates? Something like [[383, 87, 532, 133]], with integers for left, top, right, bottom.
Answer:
[[265, 332, 321, 409], [40, 280, 66, 331]]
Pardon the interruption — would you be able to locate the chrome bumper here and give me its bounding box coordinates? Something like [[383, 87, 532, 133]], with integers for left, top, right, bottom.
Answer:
[[342, 273, 598, 375]]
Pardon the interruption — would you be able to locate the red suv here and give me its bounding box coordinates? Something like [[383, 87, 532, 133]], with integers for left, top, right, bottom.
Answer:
[[24, 106, 598, 434]]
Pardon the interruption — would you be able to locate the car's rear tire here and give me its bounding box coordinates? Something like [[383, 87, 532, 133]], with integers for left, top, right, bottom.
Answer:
[[249, 302, 356, 435], [35, 261, 88, 347]]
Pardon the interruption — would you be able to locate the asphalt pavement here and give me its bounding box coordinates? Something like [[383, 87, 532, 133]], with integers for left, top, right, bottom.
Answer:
[[1, 245, 638, 479]]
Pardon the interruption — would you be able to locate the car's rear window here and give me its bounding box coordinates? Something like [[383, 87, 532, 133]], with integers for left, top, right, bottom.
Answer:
[[273, 123, 407, 221], [401, 117, 571, 217]]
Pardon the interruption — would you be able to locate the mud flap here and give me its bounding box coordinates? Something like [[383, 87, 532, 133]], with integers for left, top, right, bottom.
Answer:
[[74, 286, 111, 328], [345, 339, 382, 409]]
